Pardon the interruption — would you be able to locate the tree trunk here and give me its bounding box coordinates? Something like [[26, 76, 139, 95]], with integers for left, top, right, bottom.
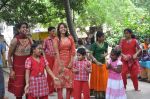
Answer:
[[63, 0, 78, 42]]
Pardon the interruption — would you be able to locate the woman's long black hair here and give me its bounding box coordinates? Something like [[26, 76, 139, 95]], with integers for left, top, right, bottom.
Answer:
[[57, 22, 69, 41]]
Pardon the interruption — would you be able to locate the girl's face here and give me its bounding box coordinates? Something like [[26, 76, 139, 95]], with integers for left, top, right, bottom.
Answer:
[[110, 52, 118, 61], [77, 53, 84, 61], [59, 24, 67, 34], [98, 35, 105, 42], [18, 24, 28, 34], [124, 31, 131, 39], [33, 44, 43, 56]]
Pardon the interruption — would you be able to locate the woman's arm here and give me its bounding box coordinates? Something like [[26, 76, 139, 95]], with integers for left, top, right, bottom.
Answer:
[[8, 38, 17, 68], [45, 65, 57, 79], [8, 38, 17, 79], [25, 69, 30, 85], [45, 65, 59, 85], [133, 40, 142, 59], [67, 36, 76, 69], [53, 38, 64, 70], [89, 53, 102, 66], [24, 69, 30, 93]]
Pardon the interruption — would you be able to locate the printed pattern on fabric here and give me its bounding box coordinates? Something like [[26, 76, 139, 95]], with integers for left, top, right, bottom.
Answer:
[[73, 59, 91, 81], [29, 75, 49, 97]]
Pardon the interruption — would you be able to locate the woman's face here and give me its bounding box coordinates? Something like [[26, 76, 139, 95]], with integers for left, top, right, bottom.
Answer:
[[98, 35, 105, 42], [59, 24, 67, 34], [18, 24, 28, 34], [124, 31, 131, 39]]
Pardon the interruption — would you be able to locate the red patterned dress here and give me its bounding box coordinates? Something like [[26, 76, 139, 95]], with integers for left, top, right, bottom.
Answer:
[[53, 36, 76, 88], [8, 35, 32, 97], [25, 56, 49, 97]]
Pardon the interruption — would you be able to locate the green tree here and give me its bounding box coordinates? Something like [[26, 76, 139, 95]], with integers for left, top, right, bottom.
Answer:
[[49, 0, 87, 42]]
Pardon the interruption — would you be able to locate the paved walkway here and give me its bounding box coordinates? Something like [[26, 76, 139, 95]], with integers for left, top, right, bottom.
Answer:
[[3, 68, 150, 99]]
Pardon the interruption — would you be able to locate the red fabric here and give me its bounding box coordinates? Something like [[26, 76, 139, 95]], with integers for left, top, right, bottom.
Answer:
[[53, 36, 75, 88], [45, 54, 55, 94], [27, 95, 48, 99], [25, 56, 48, 77], [73, 80, 90, 99], [120, 38, 140, 90], [73, 59, 91, 81], [28, 75, 49, 97], [122, 72, 138, 90], [57, 88, 63, 99], [120, 39, 140, 74], [8, 55, 29, 97], [43, 37, 55, 56], [56, 88, 72, 99]]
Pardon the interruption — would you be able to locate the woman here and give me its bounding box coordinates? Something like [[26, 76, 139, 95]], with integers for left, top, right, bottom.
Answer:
[[53, 23, 75, 99], [8, 22, 33, 99], [119, 28, 141, 91], [90, 31, 108, 99]]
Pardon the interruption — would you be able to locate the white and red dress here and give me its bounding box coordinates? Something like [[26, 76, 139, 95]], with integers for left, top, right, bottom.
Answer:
[[25, 56, 49, 97]]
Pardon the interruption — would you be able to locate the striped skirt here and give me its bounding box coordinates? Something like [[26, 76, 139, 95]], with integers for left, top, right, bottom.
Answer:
[[106, 78, 127, 99]]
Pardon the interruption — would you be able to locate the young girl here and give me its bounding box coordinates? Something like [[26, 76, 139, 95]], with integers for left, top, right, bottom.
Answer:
[[73, 48, 91, 99], [24, 42, 59, 99], [106, 49, 127, 99]]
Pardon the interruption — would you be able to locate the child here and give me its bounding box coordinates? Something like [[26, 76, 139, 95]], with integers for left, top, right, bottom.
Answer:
[[73, 48, 91, 99], [140, 50, 150, 61], [24, 42, 59, 99], [106, 49, 127, 99]]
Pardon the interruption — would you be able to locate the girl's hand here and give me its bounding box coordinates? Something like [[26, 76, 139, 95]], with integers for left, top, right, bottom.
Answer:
[[24, 84, 29, 94], [122, 54, 128, 61], [96, 61, 102, 66], [53, 77, 60, 85], [73, 68, 79, 74], [67, 63, 72, 69], [107, 64, 112, 69], [84, 67, 92, 73], [133, 53, 137, 59], [9, 70, 15, 79]]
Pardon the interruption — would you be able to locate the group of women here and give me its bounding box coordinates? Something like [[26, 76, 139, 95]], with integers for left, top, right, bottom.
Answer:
[[1, 22, 141, 99]]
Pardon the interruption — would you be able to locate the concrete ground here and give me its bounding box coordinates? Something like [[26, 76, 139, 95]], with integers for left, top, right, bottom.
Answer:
[[3, 68, 150, 99]]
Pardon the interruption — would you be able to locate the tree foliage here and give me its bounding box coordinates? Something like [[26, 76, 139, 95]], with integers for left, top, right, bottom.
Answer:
[[0, 0, 64, 26]]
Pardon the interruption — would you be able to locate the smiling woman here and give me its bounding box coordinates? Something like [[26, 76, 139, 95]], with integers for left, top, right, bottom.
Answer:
[[7, 22, 33, 99], [52, 22, 76, 99]]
